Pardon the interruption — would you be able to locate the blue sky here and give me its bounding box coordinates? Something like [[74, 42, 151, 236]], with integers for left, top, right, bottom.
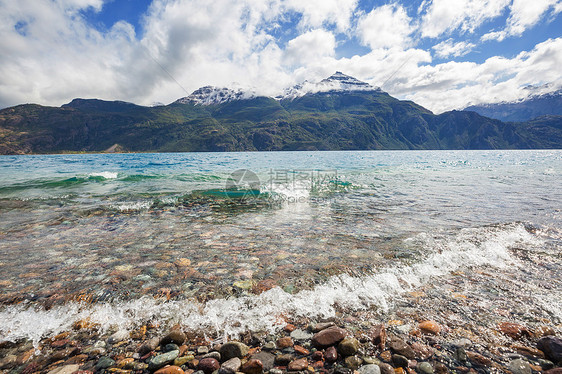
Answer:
[[1, 0, 561, 112]]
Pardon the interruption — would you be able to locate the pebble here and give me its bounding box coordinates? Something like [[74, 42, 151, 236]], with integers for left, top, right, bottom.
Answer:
[[498, 322, 530, 340], [198, 358, 220, 374], [251, 352, 275, 371], [288, 358, 308, 371], [417, 362, 434, 374], [274, 354, 294, 366], [369, 324, 386, 350], [149, 350, 180, 371], [174, 355, 195, 366], [418, 321, 440, 335], [339, 337, 360, 356], [220, 357, 242, 372], [0, 354, 17, 370], [197, 346, 210, 355], [47, 364, 81, 374], [277, 337, 294, 349], [155, 366, 186, 374], [358, 364, 381, 374], [537, 336, 562, 363], [220, 341, 249, 360], [538, 358, 554, 370], [162, 331, 187, 346], [108, 330, 129, 344], [95, 356, 115, 370], [345, 356, 363, 369], [388, 338, 415, 360], [312, 326, 348, 348], [311, 322, 336, 332], [544, 369, 562, 374], [434, 363, 448, 374], [240, 358, 263, 374], [291, 329, 314, 341], [325, 346, 338, 362], [262, 342, 276, 351], [378, 363, 394, 374], [466, 351, 491, 366], [165, 343, 180, 352], [202, 352, 221, 361], [391, 354, 409, 368], [139, 337, 161, 354], [453, 347, 467, 362], [508, 359, 531, 374]]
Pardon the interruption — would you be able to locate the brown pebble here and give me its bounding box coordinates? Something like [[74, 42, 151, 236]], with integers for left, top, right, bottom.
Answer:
[[288, 358, 308, 371], [411, 342, 434, 360], [277, 337, 294, 349], [155, 366, 185, 374], [325, 346, 338, 362], [16, 349, 35, 365], [379, 350, 392, 362], [64, 354, 88, 365], [370, 324, 386, 350], [512, 344, 545, 358], [241, 359, 263, 374], [394, 368, 406, 374], [544, 369, 562, 374], [294, 345, 310, 355], [498, 322, 530, 340], [311, 351, 323, 361], [284, 324, 296, 332], [312, 326, 347, 348], [466, 351, 492, 366], [312, 322, 336, 332], [418, 321, 440, 335], [274, 354, 293, 366], [162, 330, 187, 346], [388, 338, 415, 360], [51, 339, 69, 348], [197, 358, 219, 374], [379, 363, 394, 374], [434, 363, 449, 374]]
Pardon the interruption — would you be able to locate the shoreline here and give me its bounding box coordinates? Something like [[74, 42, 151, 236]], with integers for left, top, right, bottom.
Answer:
[[1, 311, 560, 374]]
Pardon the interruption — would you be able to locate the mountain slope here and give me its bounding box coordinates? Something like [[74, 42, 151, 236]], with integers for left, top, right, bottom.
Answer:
[[1, 73, 561, 154], [464, 90, 562, 122]]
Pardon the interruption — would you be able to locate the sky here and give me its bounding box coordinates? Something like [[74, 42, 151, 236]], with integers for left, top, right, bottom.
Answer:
[[1, 0, 561, 113]]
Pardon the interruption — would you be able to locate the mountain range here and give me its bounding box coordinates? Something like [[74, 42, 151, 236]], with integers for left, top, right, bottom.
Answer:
[[465, 89, 562, 122], [0, 72, 561, 154]]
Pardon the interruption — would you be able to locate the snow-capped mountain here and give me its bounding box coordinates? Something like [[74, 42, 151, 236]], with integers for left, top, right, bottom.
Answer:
[[279, 72, 381, 100], [175, 72, 381, 105], [175, 86, 255, 106], [464, 88, 562, 122]]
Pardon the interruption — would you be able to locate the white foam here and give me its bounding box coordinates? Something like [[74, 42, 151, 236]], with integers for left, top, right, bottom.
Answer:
[[113, 201, 151, 212], [89, 171, 118, 179], [0, 223, 542, 346]]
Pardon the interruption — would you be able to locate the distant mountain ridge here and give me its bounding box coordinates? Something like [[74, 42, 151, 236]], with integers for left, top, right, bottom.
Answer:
[[0, 72, 561, 154], [465, 89, 562, 122]]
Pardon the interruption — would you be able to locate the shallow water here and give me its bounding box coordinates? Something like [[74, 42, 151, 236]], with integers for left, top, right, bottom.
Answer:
[[0, 150, 560, 344]]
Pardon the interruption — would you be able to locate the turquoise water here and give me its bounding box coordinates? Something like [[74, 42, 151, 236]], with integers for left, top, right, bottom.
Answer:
[[0, 150, 561, 343]]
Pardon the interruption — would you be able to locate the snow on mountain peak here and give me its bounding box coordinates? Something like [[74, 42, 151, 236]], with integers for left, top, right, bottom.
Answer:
[[175, 86, 255, 106], [279, 72, 381, 100], [175, 73, 380, 105]]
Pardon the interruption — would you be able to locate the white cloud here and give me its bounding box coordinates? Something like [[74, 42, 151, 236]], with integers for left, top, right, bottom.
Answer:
[[357, 4, 415, 49], [432, 38, 475, 58], [420, 0, 511, 38], [284, 0, 358, 32], [482, 0, 562, 41], [404, 38, 562, 112], [284, 29, 335, 66], [0, 0, 561, 117]]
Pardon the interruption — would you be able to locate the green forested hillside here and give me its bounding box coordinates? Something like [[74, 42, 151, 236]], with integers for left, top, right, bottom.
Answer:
[[1, 90, 561, 154]]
